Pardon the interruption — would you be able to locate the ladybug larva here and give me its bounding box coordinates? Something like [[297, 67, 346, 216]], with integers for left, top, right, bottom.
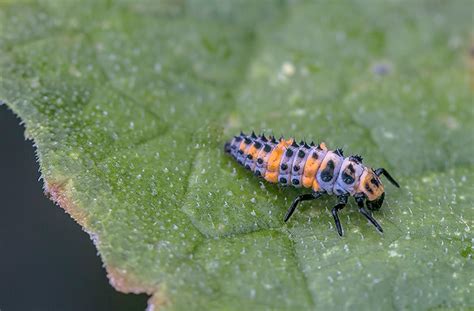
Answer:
[[224, 132, 400, 236]]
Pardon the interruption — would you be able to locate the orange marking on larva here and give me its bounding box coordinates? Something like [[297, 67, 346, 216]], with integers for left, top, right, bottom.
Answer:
[[320, 142, 328, 150], [247, 145, 260, 160], [256, 148, 272, 172], [302, 176, 314, 188], [239, 140, 253, 156], [266, 149, 284, 173], [239, 141, 247, 152], [302, 154, 324, 188], [264, 170, 279, 183], [312, 178, 320, 191], [357, 169, 384, 201], [266, 139, 293, 173]]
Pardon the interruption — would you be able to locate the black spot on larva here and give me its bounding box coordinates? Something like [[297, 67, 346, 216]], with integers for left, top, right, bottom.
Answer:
[[312, 152, 318, 160], [235, 136, 242, 142], [257, 158, 263, 165], [281, 163, 288, 170], [298, 150, 305, 158], [254, 141, 262, 149], [342, 164, 355, 184], [342, 171, 355, 184], [371, 177, 380, 187], [245, 164, 251, 170], [285, 149, 294, 157], [244, 137, 251, 144], [231, 145, 237, 150], [279, 177, 287, 184], [263, 144, 272, 152], [255, 170, 261, 177], [237, 160, 243, 165], [238, 150, 244, 155], [293, 165, 300, 172], [292, 179, 299, 185], [247, 154, 253, 160], [321, 160, 335, 182], [365, 183, 374, 194]]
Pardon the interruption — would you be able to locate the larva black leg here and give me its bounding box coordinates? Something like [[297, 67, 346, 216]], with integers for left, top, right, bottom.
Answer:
[[359, 207, 384, 233], [374, 168, 400, 188], [284, 191, 324, 222], [331, 195, 348, 236], [355, 194, 383, 233]]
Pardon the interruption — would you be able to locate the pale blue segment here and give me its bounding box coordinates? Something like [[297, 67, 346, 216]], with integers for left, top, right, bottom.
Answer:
[[316, 151, 344, 195], [278, 144, 298, 186], [289, 146, 311, 188], [333, 158, 364, 196]]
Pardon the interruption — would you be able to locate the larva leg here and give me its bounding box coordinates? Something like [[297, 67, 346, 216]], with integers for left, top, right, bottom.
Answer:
[[331, 195, 348, 236], [284, 191, 324, 222], [355, 195, 384, 233], [374, 168, 400, 188]]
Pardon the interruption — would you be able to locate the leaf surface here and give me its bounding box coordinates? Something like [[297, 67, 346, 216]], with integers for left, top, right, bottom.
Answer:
[[1, 1, 473, 310]]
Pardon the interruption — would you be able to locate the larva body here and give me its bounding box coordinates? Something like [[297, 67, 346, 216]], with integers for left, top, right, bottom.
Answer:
[[224, 132, 400, 236]]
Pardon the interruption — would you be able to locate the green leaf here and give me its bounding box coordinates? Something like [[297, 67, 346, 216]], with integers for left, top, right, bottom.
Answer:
[[1, 1, 473, 310]]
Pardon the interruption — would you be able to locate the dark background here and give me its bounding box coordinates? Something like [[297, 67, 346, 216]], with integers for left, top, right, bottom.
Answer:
[[0, 104, 147, 310]]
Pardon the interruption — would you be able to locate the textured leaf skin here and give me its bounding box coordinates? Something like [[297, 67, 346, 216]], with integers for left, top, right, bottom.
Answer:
[[1, 1, 473, 310]]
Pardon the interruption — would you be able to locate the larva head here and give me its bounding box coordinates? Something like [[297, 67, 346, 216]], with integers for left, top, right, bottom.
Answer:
[[358, 168, 385, 210]]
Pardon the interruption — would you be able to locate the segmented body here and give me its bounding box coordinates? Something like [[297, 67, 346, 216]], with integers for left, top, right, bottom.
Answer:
[[225, 132, 401, 236], [225, 132, 383, 201]]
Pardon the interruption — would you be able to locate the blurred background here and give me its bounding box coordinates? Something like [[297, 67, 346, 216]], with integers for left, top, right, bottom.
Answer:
[[0, 104, 147, 310]]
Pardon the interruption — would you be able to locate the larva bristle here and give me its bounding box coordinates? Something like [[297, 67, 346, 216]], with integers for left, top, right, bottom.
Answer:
[[291, 140, 299, 148], [350, 154, 363, 163], [261, 134, 268, 142], [251, 131, 257, 139], [335, 148, 344, 156]]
